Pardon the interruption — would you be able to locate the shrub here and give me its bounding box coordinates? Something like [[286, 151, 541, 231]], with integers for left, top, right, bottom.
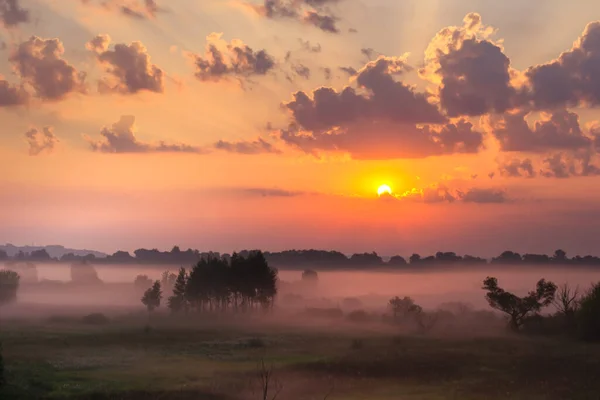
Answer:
[[577, 282, 600, 341], [346, 309, 371, 323], [81, 313, 110, 325], [0, 269, 20, 305]]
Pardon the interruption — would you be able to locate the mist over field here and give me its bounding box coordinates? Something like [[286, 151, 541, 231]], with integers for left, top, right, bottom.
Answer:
[[6, 262, 600, 312]]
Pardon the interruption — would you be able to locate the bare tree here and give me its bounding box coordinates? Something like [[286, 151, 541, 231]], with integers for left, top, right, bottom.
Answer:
[[553, 283, 580, 320], [253, 359, 282, 400]]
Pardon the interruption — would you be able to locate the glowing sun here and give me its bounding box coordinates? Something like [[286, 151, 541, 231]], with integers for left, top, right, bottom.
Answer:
[[377, 184, 392, 196]]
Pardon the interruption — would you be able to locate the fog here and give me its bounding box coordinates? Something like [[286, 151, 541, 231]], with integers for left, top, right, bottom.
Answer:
[[7, 263, 600, 313]]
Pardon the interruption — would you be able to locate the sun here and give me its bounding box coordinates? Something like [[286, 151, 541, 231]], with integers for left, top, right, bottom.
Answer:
[[377, 184, 392, 196]]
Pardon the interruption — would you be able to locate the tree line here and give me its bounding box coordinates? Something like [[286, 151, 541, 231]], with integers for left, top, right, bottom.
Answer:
[[6, 247, 600, 268], [136, 251, 278, 315]]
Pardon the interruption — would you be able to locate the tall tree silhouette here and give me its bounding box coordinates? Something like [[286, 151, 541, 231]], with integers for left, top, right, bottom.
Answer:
[[167, 267, 188, 314]]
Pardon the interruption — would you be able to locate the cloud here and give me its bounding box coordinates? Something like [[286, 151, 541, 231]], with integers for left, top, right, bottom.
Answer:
[[525, 21, 600, 109], [24, 126, 58, 156], [214, 138, 281, 154], [247, 0, 341, 33], [540, 151, 600, 178], [10, 36, 86, 101], [421, 13, 517, 117], [242, 187, 305, 197], [303, 11, 338, 33], [0, 79, 28, 106], [488, 109, 592, 152], [278, 56, 484, 159], [0, 0, 28, 27], [498, 158, 536, 178], [81, 0, 163, 20], [458, 187, 507, 203], [87, 34, 164, 94], [339, 66, 357, 76], [299, 39, 321, 53], [191, 33, 275, 82], [86, 115, 202, 153], [292, 63, 311, 79]]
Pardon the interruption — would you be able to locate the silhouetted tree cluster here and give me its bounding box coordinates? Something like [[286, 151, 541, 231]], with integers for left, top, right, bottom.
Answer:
[[578, 282, 600, 341], [482, 277, 557, 331], [0, 270, 20, 305], [141, 281, 162, 314], [70, 261, 102, 285], [167, 251, 278, 314]]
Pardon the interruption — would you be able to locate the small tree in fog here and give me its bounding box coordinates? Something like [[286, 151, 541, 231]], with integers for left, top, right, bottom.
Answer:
[[388, 296, 422, 320], [301, 269, 318, 283], [168, 268, 188, 314], [553, 283, 580, 321], [134, 275, 153, 292], [160, 270, 177, 294], [141, 281, 162, 314], [0, 269, 20, 305], [482, 276, 557, 331]]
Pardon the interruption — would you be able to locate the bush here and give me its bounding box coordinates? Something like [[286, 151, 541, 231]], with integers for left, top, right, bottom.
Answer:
[[577, 282, 600, 341], [81, 313, 110, 325], [350, 338, 364, 349], [346, 309, 371, 323]]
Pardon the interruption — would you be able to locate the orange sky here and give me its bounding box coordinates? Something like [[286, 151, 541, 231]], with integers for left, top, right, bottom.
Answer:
[[2, 0, 600, 256]]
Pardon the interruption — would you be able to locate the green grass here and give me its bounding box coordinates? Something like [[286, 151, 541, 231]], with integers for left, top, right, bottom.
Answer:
[[1, 316, 600, 399]]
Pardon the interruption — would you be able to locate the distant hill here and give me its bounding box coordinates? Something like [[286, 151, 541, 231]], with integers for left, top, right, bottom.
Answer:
[[0, 244, 107, 259]]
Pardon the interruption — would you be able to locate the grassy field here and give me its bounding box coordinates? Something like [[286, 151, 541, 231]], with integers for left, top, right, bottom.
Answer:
[[1, 313, 600, 400]]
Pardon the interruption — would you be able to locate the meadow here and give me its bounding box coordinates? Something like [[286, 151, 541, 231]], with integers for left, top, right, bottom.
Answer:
[[2, 263, 600, 399]]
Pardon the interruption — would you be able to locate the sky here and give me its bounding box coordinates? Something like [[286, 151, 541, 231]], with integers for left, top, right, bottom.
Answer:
[[2, 0, 600, 257]]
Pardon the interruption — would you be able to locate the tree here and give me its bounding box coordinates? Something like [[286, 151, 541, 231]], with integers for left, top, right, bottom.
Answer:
[[577, 282, 600, 341], [0, 270, 20, 305], [134, 275, 153, 292], [141, 281, 162, 314], [388, 296, 422, 319], [0, 341, 4, 388], [168, 268, 188, 314], [553, 283, 580, 322], [301, 269, 318, 282], [482, 277, 557, 331], [388, 255, 407, 266], [160, 270, 177, 294]]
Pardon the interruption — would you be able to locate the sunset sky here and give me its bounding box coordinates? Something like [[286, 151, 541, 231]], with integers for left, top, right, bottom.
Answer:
[[2, 0, 600, 257]]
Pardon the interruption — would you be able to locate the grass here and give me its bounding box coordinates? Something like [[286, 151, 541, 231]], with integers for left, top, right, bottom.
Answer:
[[1, 315, 600, 399]]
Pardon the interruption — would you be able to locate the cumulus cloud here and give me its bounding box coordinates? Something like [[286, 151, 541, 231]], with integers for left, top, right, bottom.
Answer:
[[488, 109, 592, 153], [421, 13, 517, 117], [498, 158, 536, 178], [398, 185, 507, 203], [0, 0, 28, 27], [525, 21, 600, 109], [10, 36, 86, 101], [87, 34, 164, 94], [214, 138, 281, 154], [247, 0, 341, 33], [0, 79, 28, 106], [191, 33, 275, 82], [540, 151, 600, 178], [278, 56, 484, 159], [24, 126, 58, 156], [86, 116, 202, 153]]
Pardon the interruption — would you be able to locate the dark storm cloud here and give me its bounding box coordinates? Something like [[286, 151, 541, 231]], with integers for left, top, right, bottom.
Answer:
[[87, 116, 202, 153], [0, 0, 28, 27], [278, 56, 485, 159], [87, 34, 164, 94], [498, 158, 536, 178], [24, 126, 58, 156], [421, 13, 517, 117], [214, 138, 281, 154], [524, 21, 600, 109], [0, 80, 28, 106], [10, 36, 86, 101], [489, 109, 592, 153], [191, 34, 275, 81]]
